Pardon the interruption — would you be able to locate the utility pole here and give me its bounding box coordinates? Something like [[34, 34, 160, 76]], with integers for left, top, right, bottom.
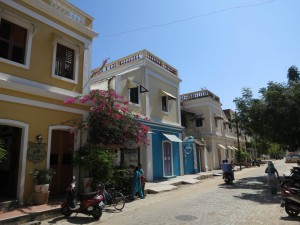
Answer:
[[235, 112, 242, 171]]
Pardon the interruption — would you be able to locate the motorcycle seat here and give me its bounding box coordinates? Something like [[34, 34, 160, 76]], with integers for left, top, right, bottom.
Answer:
[[78, 192, 98, 200]]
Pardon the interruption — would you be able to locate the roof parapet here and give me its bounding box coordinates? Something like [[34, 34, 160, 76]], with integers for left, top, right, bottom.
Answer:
[[92, 49, 178, 77]]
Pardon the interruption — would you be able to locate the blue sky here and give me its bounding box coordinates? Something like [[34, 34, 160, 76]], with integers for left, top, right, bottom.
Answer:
[[68, 0, 300, 110]]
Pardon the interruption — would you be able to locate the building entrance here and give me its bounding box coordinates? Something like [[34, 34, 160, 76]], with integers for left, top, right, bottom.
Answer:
[[50, 130, 74, 196], [0, 125, 21, 201]]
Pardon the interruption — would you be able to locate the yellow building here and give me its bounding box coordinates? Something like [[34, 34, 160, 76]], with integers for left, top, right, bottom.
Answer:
[[0, 0, 97, 205], [181, 90, 246, 171], [91, 50, 184, 181]]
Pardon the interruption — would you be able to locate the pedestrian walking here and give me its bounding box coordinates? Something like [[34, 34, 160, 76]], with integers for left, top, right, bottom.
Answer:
[[265, 161, 279, 194], [138, 164, 146, 197], [130, 166, 144, 200]]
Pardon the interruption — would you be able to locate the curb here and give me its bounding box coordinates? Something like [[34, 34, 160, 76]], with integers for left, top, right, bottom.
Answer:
[[0, 172, 217, 225], [0, 208, 61, 225]]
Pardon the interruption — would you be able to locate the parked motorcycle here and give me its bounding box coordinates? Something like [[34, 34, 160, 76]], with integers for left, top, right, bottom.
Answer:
[[280, 184, 300, 217], [61, 176, 105, 220], [223, 172, 233, 185], [280, 166, 300, 188], [251, 159, 261, 167]]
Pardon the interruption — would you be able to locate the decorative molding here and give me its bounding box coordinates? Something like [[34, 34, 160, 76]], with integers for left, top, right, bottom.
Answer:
[[0, 72, 81, 101]]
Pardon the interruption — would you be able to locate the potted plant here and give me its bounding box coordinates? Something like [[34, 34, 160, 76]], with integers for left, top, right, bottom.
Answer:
[[30, 168, 56, 193]]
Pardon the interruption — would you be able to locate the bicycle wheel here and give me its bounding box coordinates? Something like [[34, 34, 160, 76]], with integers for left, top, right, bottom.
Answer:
[[112, 192, 125, 210]]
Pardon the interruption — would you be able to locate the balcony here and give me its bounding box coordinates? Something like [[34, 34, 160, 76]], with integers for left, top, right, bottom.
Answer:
[[93, 50, 178, 77]]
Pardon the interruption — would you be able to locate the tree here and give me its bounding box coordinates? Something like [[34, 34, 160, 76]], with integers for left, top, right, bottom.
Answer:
[[234, 66, 300, 152], [235, 149, 250, 164], [287, 65, 300, 85], [74, 145, 115, 185]]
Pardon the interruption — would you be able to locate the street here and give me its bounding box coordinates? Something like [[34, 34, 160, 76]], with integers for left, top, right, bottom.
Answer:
[[42, 159, 300, 225]]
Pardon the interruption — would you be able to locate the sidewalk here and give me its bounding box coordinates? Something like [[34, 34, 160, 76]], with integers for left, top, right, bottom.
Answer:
[[0, 167, 240, 225]]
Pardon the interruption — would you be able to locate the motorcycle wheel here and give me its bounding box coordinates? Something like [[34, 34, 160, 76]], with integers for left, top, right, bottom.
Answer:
[[285, 205, 300, 217], [92, 205, 102, 220], [61, 207, 72, 217], [225, 178, 232, 185]]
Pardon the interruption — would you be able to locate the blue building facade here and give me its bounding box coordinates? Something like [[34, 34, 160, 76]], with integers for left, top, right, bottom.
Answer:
[[91, 50, 183, 182], [183, 136, 201, 174], [143, 121, 183, 181]]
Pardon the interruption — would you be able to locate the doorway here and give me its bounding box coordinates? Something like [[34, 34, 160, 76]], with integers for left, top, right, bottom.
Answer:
[[163, 142, 172, 177], [50, 130, 74, 196], [0, 125, 21, 201]]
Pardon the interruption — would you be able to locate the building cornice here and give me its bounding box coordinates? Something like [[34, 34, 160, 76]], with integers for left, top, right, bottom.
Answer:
[[1, 0, 98, 41], [0, 72, 81, 101]]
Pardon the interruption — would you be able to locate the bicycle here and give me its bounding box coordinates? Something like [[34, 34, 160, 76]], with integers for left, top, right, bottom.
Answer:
[[100, 182, 126, 211]]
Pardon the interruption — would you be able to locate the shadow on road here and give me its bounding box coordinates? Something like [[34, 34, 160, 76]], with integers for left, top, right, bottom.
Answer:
[[44, 215, 98, 224], [280, 215, 300, 223], [218, 176, 282, 205]]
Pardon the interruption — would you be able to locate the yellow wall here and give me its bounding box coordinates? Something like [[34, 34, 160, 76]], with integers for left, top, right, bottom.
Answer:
[[0, 3, 85, 93], [0, 100, 84, 201], [148, 75, 178, 123], [119, 68, 147, 115], [116, 68, 179, 124]]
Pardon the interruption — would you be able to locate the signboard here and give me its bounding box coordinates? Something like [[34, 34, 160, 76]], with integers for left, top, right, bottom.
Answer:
[[27, 142, 46, 163], [123, 149, 138, 167]]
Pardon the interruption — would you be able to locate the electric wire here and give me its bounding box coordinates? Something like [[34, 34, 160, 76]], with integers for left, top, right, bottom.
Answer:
[[100, 0, 276, 37]]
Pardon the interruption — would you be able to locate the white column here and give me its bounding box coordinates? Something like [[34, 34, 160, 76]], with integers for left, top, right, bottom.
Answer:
[[179, 133, 184, 176], [145, 133, 153, 181], [193, 143, 198, 172], [203, 145, 209, 172]]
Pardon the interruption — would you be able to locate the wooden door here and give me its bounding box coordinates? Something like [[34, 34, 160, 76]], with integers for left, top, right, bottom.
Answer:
[[163, 142, 172, 177], [50, 130, 73, 196]]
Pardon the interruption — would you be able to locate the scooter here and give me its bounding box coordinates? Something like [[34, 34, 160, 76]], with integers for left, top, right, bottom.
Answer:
[[280, 166, 300, 188], [280, 184, 300, 217], [61, 176, 105, 220], [223, 172, 233, 185]]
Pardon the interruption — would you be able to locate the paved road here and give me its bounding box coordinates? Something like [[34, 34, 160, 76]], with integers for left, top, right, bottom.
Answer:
[[41, 159, 300, 225]]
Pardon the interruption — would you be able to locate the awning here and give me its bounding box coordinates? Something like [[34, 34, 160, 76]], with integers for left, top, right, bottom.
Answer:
[[195, 139, 205, 146], [227, 146, 234, 150], [217, 144, 227, 149], [214, 114, 223, 119], [127, 79, 138, 88], [160, 90, 177, 100], [232, 146, 238, 150], [140, 84, 148, 93], [163, 133, 182, 142], [223, 119, 230, 124]]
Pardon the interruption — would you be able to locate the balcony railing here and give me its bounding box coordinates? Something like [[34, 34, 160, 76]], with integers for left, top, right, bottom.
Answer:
[[93, 50, 178, 77], [43, 0, 93, 27], [180, 90, 220, 103]]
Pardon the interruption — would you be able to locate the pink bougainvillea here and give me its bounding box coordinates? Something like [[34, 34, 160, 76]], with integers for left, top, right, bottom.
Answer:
[[64, 87, 149, 145]]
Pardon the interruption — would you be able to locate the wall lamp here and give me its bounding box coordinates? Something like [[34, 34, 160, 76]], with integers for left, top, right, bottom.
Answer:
[[36, 135, 43, 144]]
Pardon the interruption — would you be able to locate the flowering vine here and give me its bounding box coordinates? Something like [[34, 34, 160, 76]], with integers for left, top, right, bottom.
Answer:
[[64, 83, 149, 146]]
